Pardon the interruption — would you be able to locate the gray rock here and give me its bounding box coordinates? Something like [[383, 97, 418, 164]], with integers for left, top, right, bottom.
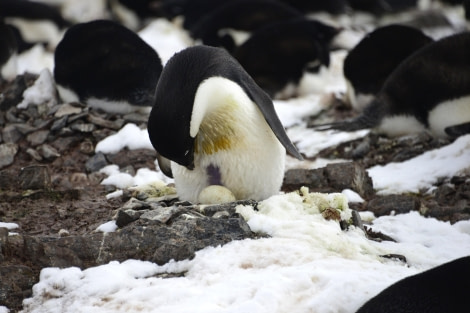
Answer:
[[283, 162, 374, 199], [85, 152, 108, 173], [87, 113, 125, 130], [366, 195, 421, 216], [15, 123, 37, 135], [26, 148, 43, 161], [70, 122, 96, 133], [54, 103, 83, 118], [38, 144, 60, 160], [50, 115, 68, 132], [19, 165, 51, 190], [2, 124, 22, 143], [0, 143, 18, 169], [0, 265, 36, 310], [26, 130, 50, 146]]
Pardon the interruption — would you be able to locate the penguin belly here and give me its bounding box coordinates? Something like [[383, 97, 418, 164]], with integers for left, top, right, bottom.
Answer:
[[171, 77, 286, 203], [428, 96, 470, 138]]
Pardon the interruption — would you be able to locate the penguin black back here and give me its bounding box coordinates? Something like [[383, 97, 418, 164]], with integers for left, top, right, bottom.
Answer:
[[54, 19, 162, 109], [355, 256, 470, 313], [232, 18, 339, 97], [148, 45, 302, 168], [317, 31, 470, 137], [189, 0, 303, 52], [344, 24, 433, 108]]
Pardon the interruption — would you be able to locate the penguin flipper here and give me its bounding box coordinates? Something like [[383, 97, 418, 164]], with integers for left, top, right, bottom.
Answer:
[[156, 152, 173, 178], [239, 78, 303, 160], [445, 122, 470, 138]]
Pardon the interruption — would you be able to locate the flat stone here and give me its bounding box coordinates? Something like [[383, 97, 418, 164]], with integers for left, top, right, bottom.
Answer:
[[2, 124, 22, 143], [0, 143, 18, 169], [19, 165, 51, 190], [38, 144, 60, 160], [26, 130, 50, 146], [87, 113, 125, 130], [26, 148, 43, 161], [70, 122, 96, 133], [54, 103, 83, 118], [365, 195, 421, 216], [50, 115, 68, 132], [85, 152, 108, 172]]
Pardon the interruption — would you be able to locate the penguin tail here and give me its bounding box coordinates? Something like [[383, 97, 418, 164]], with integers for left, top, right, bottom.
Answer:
[[311, 114, 376, 132], [445, 122, 470, 138]]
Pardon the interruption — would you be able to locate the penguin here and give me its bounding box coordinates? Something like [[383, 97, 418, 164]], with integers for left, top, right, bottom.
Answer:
[[189, 0, 303, 52], [147, 45, 303, 203], [343, 24, 433, 111], [0, 0, 71, 52], [54, 19, 163, 114], [278, 0, 348, 15], [232, 17, 340, 98], [316, 31, 470, 138], [355, 256, 470, 313], [348, 0, 418, 15], [0, 19, 18, 81]]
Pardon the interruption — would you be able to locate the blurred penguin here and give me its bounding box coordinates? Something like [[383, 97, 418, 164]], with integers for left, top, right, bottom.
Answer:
[[0, 0, 71, 52], [147, 45, 302, 203], [343, 24, 433, 111], [233, 17, 340, 98], [355, 256, 470, 313], [0, 19, 18, 81], [316, 31, 470, 138], [54, 19, 162, 114], [189, 0, 303, 52]]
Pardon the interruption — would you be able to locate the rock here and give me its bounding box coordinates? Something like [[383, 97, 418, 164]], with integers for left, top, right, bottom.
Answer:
[[79, 139, 94, 155], [283, 162, 374, 199], [2, 124, 22, 143], [26, 148, 43, 161], [70, 121, 96, 133], [0, 143, 18, 169], [0, 265, 37, 310], [85, 152, 108, 172], [87, 113, 125, 130], [50, 115, 68, 131], [54, 103, 83, 118], [26, 130, 50, 146], [365, 195, 421, 216], [19, 165, 51, 190], [38, 144, 60, 160]]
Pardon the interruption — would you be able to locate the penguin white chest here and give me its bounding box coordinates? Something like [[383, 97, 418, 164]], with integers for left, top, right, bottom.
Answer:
[[171, 77, 286, 203], [427, 96, 470, 138]]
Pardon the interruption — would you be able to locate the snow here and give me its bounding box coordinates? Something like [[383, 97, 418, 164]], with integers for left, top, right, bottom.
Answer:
[[0, 222, 19, 230], [3, 6, 470, 313]]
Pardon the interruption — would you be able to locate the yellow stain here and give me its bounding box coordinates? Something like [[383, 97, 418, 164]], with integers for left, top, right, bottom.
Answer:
[[194, 100, 239, 155]]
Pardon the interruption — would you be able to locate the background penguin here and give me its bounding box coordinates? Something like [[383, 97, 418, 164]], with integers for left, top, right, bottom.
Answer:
[[0, 0, 71, 52], [189, 0, 303, 53], [343, 24, 433, 111], [316, 31, 470, 138], [0, 19, 18, 81], [54, 19, 163, 114], [147, 45, 303, 203], [232, 17, 340, 99], [355, 256, 470, 313]]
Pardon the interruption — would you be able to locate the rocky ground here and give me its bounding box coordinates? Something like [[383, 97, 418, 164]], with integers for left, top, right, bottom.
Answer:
[[1, 74, 469, 312]]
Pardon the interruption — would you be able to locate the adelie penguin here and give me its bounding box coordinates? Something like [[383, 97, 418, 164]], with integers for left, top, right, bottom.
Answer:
[[147, 45, 303, 204], [343, 24, 433, 111], [355, 256, 470, 313], [54, 19, 163, 114], [317, 31, 470, 138]]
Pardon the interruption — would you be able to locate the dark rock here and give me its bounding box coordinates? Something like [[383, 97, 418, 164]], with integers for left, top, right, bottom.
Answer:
[[0, 265, 37, 310], [106, 148, 157, 170], [365, 195, 421, 216], [19, 165, 51, 190], [283, 162, 374, 199], [79, 139, 95, 155], [50, 115, 68, 131], [0, 73, 37, 111], [0, 143, 18, 169], [50, 136, 81, 153], [26, 148, 43, 161], [85, 152, 108, 173], [14, 123, 37, 135], [0, 169, 17, 189]]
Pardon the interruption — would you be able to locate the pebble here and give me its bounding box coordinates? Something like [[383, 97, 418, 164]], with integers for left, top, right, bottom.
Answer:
[[54, 103, 83, 118], [38, 144, 60, 160], [85, 153, 108, 173], [50, 116, 68, 132], [26, 148, 43, 161], [70, 122, 96, 133], [87, 113, 124, 130], [27, 130, 50, 146], [0, 143, 18, 169]]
